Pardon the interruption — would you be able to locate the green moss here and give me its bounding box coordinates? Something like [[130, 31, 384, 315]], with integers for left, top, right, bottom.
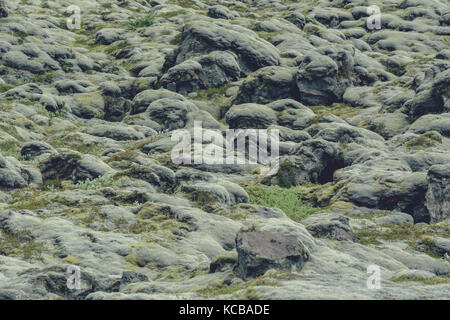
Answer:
[[391, 275, 450, 285], [7, 190, 54, 210], [276, 160, 297, 188], [158, 10, 187, 19], [62, 255, 82, 265], [0, 140, 21, 157], [405, 131, 442, 150], [295, 181, 348, 208], [197, 85, 232, 98], [255, 31, 273, 42], [74, 174, 114, 190], [62, 206, 106, 227], [0, 84, 14, 93], [34, 71, 59, 84], [197, 269, 291, 298], [168, 0, 199, 9], [355, 221, 450, 247], [0, 230, 44, 261], [190, 190, 219, 206], [308, 104, 362, 121], [195, 84, 232, 108], [126, 243, 156, 266], [244, 185, 316, 221], [169, 32, 182, 45], [50, 133, 103, 156]]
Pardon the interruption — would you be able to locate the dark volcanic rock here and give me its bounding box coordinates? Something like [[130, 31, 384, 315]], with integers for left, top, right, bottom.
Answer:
[[235, 230, 310, 280], [21, 141, 57, 160], [301, 213, 356, 241], [295, 53, 352, 106], [426, 164, 450, 223], [164, 20, 281, 77], [0, 0, 8, 17], [39, 149, 114, 183]]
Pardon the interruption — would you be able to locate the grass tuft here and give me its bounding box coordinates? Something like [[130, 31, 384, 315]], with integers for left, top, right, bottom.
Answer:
[[127, 13, 156, 31], [244, 185, 316, 221]]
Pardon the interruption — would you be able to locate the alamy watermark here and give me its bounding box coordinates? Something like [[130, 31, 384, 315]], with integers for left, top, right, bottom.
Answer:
[[367, 264, 381, 290], [366, 5, 381, 30], [66, 265, 81, 290], [66, 5, 81, 30], [170, 121, 280, 175]]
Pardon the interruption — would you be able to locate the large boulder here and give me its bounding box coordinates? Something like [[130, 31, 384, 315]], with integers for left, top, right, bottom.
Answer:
[[131, 89, 186, 115], [301, 213, 356, 241], [274, 139, 345, 186], [284, 12, 306, 29], [334, 162, 430, 223], [0, 152, 42, 189], [124, 164, 177, 193], [207, 5, 240, 20], [20, 141, 57, 160], [296, 53, 352, 106], [0, 0, 8, 17], [232, 66, 299, 105], [235, 230, 310, 280], [160, 51, 241, 94], [405, 69, 450, 120], [164, 20, 281, 77], [147, 98, 198, 131], [225, 103, 277, 129], [425, 164, 450, 223], [95, 28, 126, 45], [39, 149, 114, 183], [269, 99, 316, 130]]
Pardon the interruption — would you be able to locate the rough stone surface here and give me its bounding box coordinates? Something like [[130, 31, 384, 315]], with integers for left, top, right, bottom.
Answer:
[[235, 230, 310, 280], [0, 0, 449, 301]]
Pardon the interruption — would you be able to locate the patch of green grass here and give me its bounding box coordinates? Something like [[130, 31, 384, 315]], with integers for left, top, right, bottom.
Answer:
[[0, 84, 14, 93], [127, 13, 156, 31], [75, 174, 114, 190], [244, 185, 316, 221]]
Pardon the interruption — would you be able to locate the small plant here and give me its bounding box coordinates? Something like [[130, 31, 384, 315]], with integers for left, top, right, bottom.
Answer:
[[112, 176, 132, 188], [132, 200, 142, 207], [244, 185, 316, 221], [127, 13, 155, 31], [75, 174, 114, 190]]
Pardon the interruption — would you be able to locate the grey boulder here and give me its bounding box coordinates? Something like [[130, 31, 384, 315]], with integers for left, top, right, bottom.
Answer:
[[425, 164, 450, 223], [235, 230, 310, 280], [39, 149, 115, 183]]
